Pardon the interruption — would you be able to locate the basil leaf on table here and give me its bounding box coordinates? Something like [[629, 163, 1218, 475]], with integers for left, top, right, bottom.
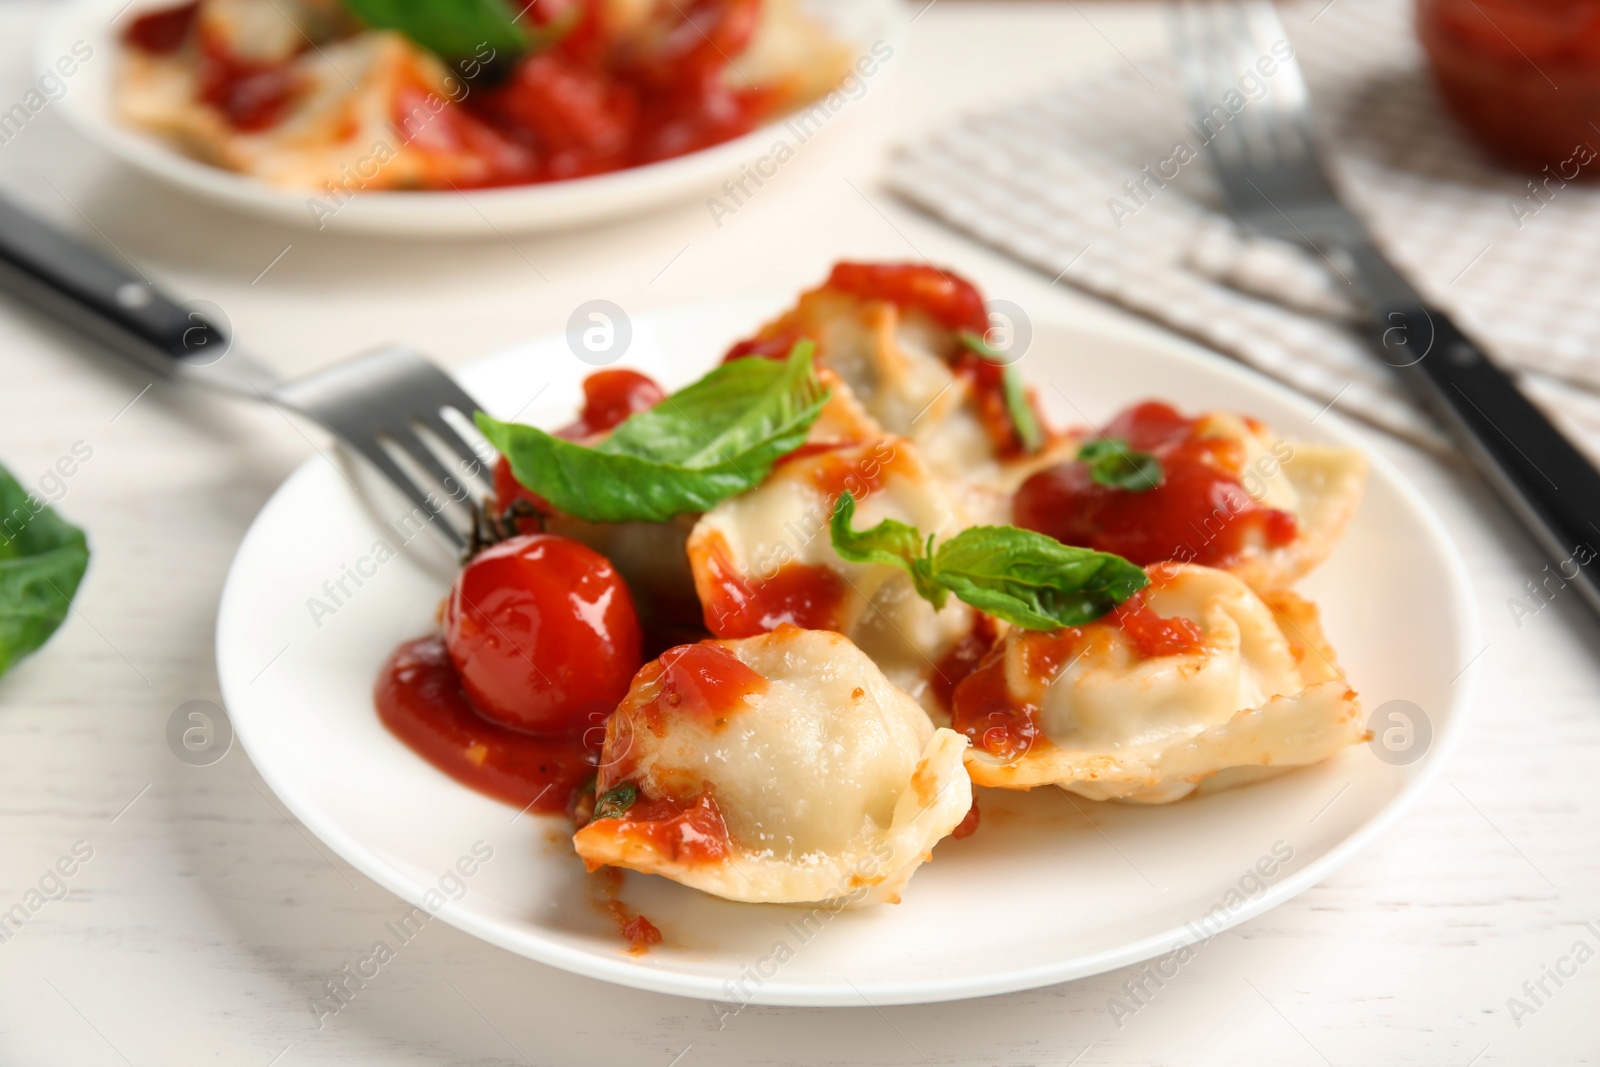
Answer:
[[477, 342, 830, 524], [1078, 438, 1164, 492], [830, 491, 1145, 631], [340, 0, 531, 62], [0, 464, 90, 679]]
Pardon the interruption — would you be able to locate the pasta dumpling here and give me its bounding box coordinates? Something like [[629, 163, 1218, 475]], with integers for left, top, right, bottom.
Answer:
[[572, 626, 973, 905], [687, 436, 977, 707], [725, 264, 1058, 485], [1013, 402, 1367, 589], [951, 563, 1368, 803]]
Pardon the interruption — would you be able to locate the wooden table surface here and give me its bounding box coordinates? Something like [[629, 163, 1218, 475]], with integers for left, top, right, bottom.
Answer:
[[2, 1, 1598, 1063]]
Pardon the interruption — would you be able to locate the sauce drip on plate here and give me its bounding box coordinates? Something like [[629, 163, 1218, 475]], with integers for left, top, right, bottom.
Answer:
[[375, 636, 596, 813]]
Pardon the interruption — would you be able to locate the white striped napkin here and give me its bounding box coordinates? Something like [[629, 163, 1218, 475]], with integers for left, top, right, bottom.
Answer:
[[887, 0, 1600, 459]]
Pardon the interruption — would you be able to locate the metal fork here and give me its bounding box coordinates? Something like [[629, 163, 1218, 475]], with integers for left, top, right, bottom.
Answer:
[[1172, 0, 1600, 623], [0, 194, 490, 551]]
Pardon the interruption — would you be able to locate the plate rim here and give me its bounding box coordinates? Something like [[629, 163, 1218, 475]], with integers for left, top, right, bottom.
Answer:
[[216, 303, 1482, 1006], [37, 0, 908, 235]]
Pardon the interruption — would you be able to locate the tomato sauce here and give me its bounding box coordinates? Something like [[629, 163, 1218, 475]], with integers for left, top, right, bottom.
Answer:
[[950, 799, 981, 840], [929, 614, 999, 713], [949, 650, 1043, 762], [375, 636, 597, 812], [949, 592, 1204, 756], [823, 262, 990, 334], [125, 0, 198, 53], [589, 867, 663, 955], [1419, 0, 1600, 170], [123, 0, 787, 187], [1014, 401, 1297, 568], [581, 793, 733, 867], [624, 641, 769, 737], [195, 28, 303, 130], [695, 532, 851, 638], [723, 263, 1042, 456], [1110, 594, 1205, 658]]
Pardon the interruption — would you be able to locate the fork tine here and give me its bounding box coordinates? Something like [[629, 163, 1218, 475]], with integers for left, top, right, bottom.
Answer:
[[389, 426, 477, 517], [422, 412, 493, 476], [342, 436, 468, 551]]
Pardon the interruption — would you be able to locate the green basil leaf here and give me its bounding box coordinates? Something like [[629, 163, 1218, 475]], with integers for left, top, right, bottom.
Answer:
[[1078, 437, 1163, 492], [1003, 364, 1044, 454], [593, 782, 637, 820], [0, 464, 90, 678], [956, 328, 1004, 362], [828, 492, 1145, 630], [958, 329, 1044, 454], [478, 342, 829, 524], [340, 0, 529, 62], [929, 525, 1148, 630], [829, 492, 946, 608]]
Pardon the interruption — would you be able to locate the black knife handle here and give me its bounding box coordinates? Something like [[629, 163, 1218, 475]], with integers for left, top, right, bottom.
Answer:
[[1376, 304, 1600, 617], [0, 193, 225, 372]]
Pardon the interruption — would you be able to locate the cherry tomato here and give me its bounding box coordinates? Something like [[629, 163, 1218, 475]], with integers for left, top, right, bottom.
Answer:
[[444, 534, 642, 735]]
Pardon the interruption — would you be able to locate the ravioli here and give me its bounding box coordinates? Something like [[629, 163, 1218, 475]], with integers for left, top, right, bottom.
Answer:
[[1014, 403, 1368, 590], [951, 563, 1368, 802], [687, 435, 978, 708], [1193, 412, 1368, 589], [572, 627, 973, 905], [117, 0, 853, 193], [728, 279, 1061, 486]]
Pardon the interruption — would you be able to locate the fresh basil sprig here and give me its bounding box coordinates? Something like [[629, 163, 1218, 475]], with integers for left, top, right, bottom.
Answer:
[[830, 492, 1145, 630], [340, 0, 547, 63], [957, 329, 1044, 453], [592, 782, 638, 820], [477, 342, 830, 524], [0, 464, 90, 679], [1078, 438, 1163, 492]]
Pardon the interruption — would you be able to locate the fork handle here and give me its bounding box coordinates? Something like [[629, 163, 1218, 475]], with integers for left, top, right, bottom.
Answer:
[[1376, 304, 1600, 618], [0, 193, 229, 374]]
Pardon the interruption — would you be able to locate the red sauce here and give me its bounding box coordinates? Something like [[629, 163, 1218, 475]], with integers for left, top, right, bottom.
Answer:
[[124, 0, 197, 53], [566, 368, 665, 438], [375, 636, 596, 812], [823, 262, 990, 334], [695, 533, 851, 638], [582, 792, 733, 867], [590, 867, 663, 955], [1111, 593, 1205, 658], [724, 329, 806, 363], [195, 29, 302, 132], [949, 648, 1043, 761], [951, 800, 981, 840], [124, 0, 790, 186], [778, 439, 901, 500], [949, 595, 1203, 756], [1014, 401, 1297, 568], [930, 614, 999, 713], [1419, 0, 1600, 170], [624, 641, 769, 739]]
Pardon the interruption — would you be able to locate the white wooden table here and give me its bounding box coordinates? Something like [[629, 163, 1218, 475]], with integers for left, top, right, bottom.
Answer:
[[2, 1, 1598, 1063]]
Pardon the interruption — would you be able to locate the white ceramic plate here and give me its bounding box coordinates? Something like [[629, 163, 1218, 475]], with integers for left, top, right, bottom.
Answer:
[[216, 300, 1480, 1006], [39, 0, 902, 235]]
